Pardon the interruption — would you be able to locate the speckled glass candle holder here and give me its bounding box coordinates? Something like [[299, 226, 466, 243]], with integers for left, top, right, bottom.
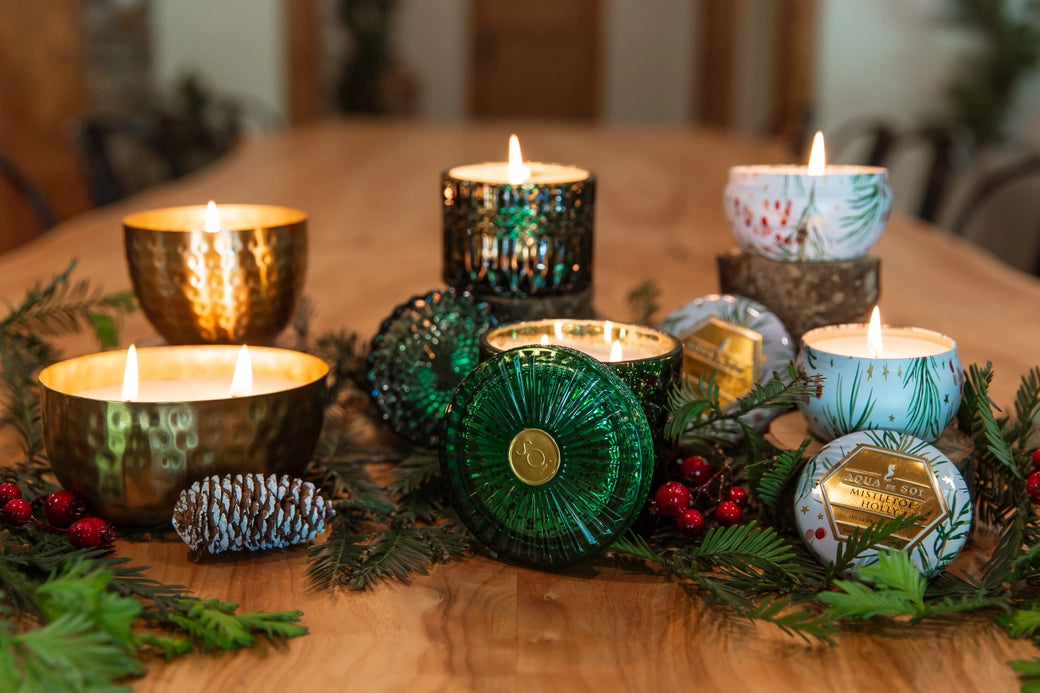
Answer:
[[480, 319, 682, 447], [125, 204, 307, 345], [797, 323, 962, 442], [724, 165, 891, 261], [442, 164, 595, 297]]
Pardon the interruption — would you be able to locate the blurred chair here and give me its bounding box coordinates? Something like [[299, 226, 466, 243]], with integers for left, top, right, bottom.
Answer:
[[0, 152, 57, 231], [946, 154, 1040, 276], [828, 118, 973, 223], [68, 111, 186, 206], [68, 98, 241, 207]]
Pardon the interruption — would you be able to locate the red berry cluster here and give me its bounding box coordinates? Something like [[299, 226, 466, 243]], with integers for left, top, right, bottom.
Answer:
[[0, 483, 115, 549], [1026, 450, 1040, 504], [650, 454, 748, 538]]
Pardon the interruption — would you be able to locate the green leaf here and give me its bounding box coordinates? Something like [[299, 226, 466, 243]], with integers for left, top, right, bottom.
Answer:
[[751, 440, 811, 517], [828, 515, 921, 580], [744, 596, 837, 644], [997, 608, 1040, 639]]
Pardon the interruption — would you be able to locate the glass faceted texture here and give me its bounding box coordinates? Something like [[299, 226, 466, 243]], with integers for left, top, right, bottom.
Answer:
[[367, 288, 497, 446], [440, 345, 654, 567]]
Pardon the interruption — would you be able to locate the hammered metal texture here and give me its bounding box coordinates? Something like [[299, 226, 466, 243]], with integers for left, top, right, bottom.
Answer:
[[125, 206, 307, 344], [442, 173, 595, 297], [38, 346, 328, 526]]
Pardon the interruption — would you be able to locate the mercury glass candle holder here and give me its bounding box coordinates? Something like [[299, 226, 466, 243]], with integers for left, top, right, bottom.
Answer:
[[480, 319, 682, 446], [124, 204, 307, 344], [797, 323, 962, 442], [38, 345, 328, 525], [442, 165, 595, 297], [724, 165, 891, 261], [441, 345, 654, 567]]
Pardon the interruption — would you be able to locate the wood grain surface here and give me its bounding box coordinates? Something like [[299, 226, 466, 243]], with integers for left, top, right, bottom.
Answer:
[[1, 120, 1038, 692]]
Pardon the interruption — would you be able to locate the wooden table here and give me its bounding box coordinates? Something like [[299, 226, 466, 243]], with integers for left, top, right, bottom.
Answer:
[[2, 120, 1039, 691]]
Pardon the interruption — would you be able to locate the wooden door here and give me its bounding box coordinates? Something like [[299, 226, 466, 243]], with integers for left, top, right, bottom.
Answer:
[[0, 0, 90, 252], [471, 0, 601, 120]]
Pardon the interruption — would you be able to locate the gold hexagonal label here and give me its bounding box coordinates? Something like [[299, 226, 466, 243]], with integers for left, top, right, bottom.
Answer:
[[508, 428, 561, 486], [819, 444, 949, 550], [680, 317, 762, 406]]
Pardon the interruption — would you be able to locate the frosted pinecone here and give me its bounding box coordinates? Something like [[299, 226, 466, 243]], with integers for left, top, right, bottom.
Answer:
[[172, 473, 335, 554]]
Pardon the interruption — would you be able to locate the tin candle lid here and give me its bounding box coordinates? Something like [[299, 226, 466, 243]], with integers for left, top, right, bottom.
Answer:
[[792, 430, 972, 578]]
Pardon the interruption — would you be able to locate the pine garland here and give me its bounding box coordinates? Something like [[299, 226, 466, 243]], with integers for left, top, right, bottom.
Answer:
[[5, 265, 1040, 688], [0, 263, 307, 690]]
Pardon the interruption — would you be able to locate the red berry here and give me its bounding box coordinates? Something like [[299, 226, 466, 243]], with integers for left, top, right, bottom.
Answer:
[[3, 498, 32, 526], [715, 500, 742, 526], [679, 456, 712, 485], [82, 516, 115, 546], [726, 486, 748, 508], [1033, 449, 1040, 471], [67, 518, 101, 549], [43, 490, 84, 528], [1027, 471, 1040, 504], [0, 483, 22, 507], [676, 509, 706, 537], [655, 481, 691, 518]]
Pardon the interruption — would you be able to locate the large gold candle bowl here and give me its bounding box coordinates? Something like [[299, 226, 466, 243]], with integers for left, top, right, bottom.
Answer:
[[124, 204, 307, 344], [39, 345, 328, 526]]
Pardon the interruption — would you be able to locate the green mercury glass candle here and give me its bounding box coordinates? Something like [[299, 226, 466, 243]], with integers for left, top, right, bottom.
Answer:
[[480, 319, 682, 449], [442, 135, 595, 298], [441, 345, 655, 567]]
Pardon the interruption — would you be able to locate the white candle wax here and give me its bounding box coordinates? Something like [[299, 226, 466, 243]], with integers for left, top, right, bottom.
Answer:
[[76, 376, 299, 402], [448, 162, 589, 185], [806, 329, 953, 359]]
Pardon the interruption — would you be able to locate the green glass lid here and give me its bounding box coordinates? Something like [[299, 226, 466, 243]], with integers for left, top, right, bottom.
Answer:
[[367, 288, 497, 447], [440, 345, 655, 567]]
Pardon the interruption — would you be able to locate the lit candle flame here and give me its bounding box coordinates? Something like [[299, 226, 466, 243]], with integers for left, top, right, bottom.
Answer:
[[553, 321, 563, 340], [204, 200, 221, 233], [866, 306, 883, 358], [609, 340, 622, 362], [603, 320, 613, 344], [229, 345, 253, 397], [507, 134, 530, 185], [121, 344, 138, 401], [539, 334, 550, 346], [807, 131, 826, 176]]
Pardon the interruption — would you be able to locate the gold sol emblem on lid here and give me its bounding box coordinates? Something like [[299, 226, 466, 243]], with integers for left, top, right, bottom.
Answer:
[[508, 428, 561, 486], [680, 317, 762, 406], [820, 444, 950, 550]]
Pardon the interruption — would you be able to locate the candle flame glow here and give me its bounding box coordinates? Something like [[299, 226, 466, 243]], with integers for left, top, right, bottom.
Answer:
[[229, 345, 253, 397], [867, 306, 883, 358], [539, 334, 550, 346], [204, 200, 220, 233], [609, 340, 622, 362], [121, 345, 138, 401], [603, 320, 613, 344], [507, 134, 530, 185], [807, 131, 826, 176], [553, 321, 563, 340]]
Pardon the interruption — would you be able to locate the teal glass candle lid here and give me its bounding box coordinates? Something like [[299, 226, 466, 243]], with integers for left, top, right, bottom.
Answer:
[[793, 429, 971, 578], [797, 317, 961, 442], [440, 345, 655, 567], [367, 288, 498, 447]]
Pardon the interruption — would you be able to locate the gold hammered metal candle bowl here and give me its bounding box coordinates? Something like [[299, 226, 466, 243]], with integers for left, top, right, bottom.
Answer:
[[38, 345, 328, 526], [124, 204, 307, 345]]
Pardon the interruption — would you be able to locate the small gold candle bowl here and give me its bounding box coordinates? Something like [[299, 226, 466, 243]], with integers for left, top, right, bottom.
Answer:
[[124, 204, 307, 344], [38, 345, 328, 525]]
